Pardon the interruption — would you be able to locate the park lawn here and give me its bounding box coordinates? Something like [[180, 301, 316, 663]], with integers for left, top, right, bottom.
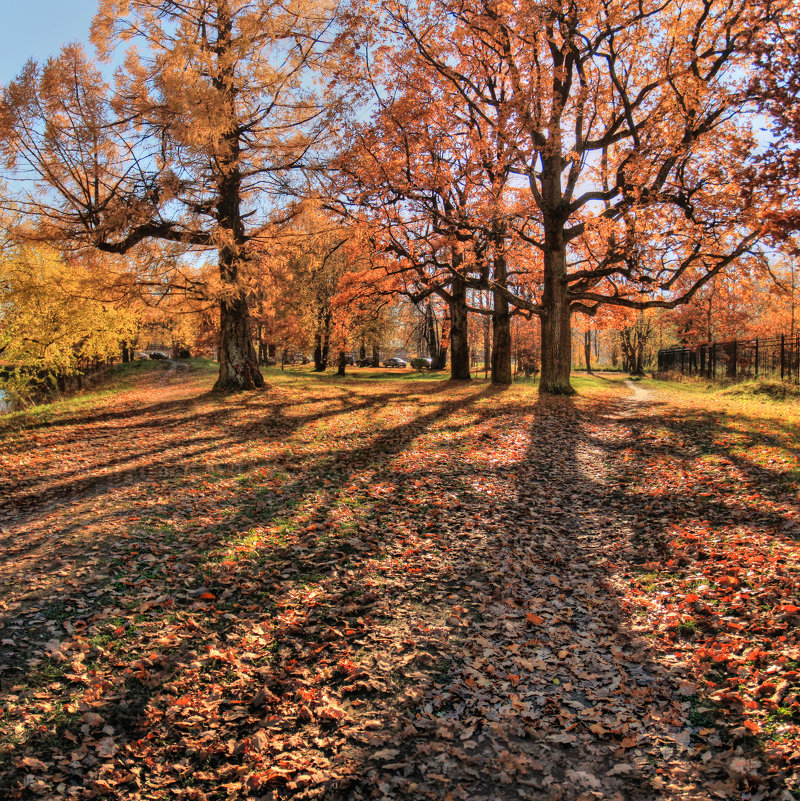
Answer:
[[619, 377, 800, 776], [640, 376, 800, 486], [0, 366, 798, 800]]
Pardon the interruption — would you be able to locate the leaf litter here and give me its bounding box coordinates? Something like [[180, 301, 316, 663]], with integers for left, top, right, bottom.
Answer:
[[0, 368, 797, 800]]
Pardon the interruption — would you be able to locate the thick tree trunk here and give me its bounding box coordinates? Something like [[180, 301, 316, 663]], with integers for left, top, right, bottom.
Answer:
[[337, 350, 346, 376], [314, 334, 323, 371], [215, 294, 264, 390], [491, 251, 512, 385], [121, 341, 131, 363], [371, 345, 380, 367], [211, 13, 263, 393], [450, 273, 471, 380], [539, 243, 574, 395]]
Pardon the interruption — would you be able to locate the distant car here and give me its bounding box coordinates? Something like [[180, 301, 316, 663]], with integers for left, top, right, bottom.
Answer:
[[383, 357, 408, 368], [411, 357, 433, 370], [149, 351, 169, 360], [344, 354, 357, 365]]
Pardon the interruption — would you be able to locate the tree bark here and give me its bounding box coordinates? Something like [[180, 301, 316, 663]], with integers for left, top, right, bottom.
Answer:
[[450, 272, 471, 380], [371, 344, 380, 367], [436, 314, 449, 370], [313, 311, 331, 371], [584, 329, 593, 373], [215, 294, 264, 390], [539, 237, 575, 395], [257, 327, 267, 364], [483, 314, 490, 380], [211, 8, 263, 392], [491, 246, 512, 385], [337, 349, 346, 376], [314, 334, 323, 371]]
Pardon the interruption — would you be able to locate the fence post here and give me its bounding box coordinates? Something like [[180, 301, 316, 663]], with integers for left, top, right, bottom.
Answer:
[[755, 338, 758, 378], [781, 334, 786, 380]]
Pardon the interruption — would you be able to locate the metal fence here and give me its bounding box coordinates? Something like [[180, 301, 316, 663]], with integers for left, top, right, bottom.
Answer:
[[657, 334, 800, 383]]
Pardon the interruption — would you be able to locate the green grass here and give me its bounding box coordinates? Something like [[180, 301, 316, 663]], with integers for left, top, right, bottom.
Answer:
[[643, 376, 800, 408], [0, 357, 218, 428]]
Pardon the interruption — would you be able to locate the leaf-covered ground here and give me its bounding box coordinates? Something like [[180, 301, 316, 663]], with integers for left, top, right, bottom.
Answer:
[[1, 365, 798, 800]]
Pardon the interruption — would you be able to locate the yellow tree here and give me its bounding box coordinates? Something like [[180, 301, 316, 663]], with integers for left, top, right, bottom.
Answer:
[[0, 244, 137, 380], [1, 0, 353, 390]]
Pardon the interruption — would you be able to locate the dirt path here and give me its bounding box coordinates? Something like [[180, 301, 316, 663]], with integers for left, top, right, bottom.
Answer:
[[623, 378, 655, 405], [356, 387, 708, 801]]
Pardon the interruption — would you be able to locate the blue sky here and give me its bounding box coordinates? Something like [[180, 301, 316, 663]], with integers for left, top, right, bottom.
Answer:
[[0, 1, 96, 84]]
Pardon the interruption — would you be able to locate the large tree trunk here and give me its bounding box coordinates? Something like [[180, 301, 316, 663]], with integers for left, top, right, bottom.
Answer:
[[212, 11, 263, 393], [215, 293, 264, 390], [314, 334, 324, 371], [371, 344, 380, 367], [337, 349, 346, 376], [450, 272, 471, 380], [491, 249, 512, 385], [539, 239, 574, 395]]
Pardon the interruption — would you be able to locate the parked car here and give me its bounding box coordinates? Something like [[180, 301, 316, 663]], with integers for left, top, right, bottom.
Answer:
[[383, 357, 408, 368], [344, 354, 357, 366], [149, 351, 169, 360], [410, 357, 433, 370]]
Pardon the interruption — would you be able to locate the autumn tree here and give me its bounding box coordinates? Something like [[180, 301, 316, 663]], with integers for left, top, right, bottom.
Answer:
[[1, 0, 352, 391], [334, 51, 508, 382], [748, 8, 800, 237], [0, 244, 137, 387], [369, 0, 773, 394]]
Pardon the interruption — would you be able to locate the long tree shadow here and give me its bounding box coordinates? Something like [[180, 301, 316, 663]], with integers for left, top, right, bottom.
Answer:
[[2, 380, 796, 800], [0, 378, 501, 797], [329, 392, 798, 800], [0, 380, 458, 532]]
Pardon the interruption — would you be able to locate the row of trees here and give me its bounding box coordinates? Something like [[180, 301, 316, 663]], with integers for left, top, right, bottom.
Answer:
[[1, 0, 798, 394]]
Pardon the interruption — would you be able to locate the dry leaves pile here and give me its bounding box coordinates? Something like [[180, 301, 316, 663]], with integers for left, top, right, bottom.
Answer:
[[0, 368, 797, 800]]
